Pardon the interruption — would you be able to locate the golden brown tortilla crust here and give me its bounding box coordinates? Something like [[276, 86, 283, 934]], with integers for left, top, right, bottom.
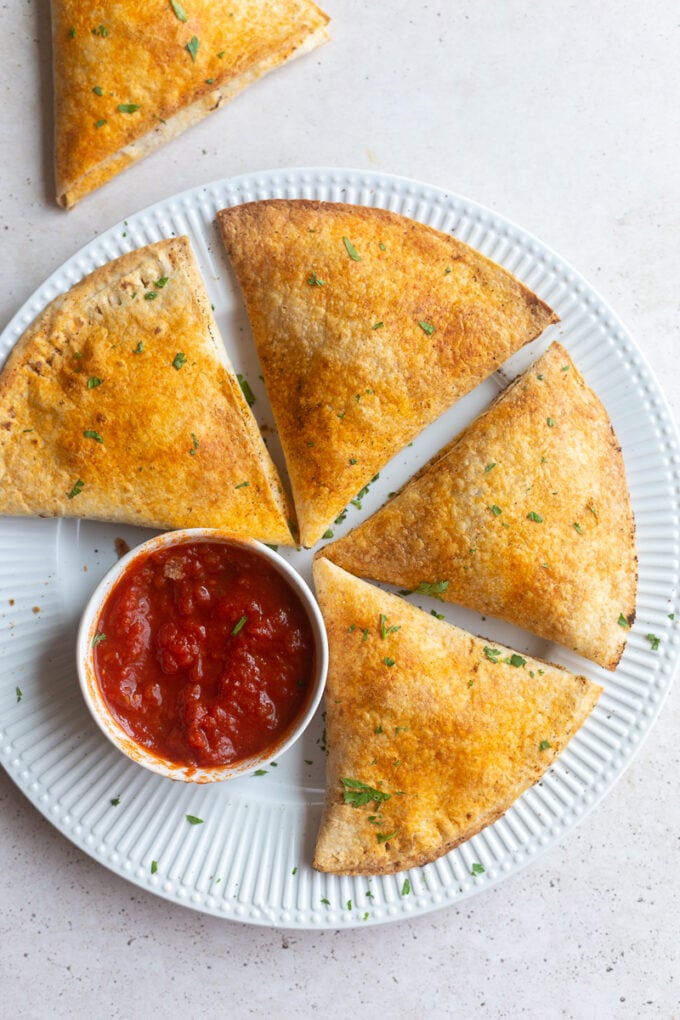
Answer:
[[312, 559, 602, 876], [52, 1, 330, 207], [322, 342, 637, 669], [0, 237, 294, 543], [217, 199, 558, 547]]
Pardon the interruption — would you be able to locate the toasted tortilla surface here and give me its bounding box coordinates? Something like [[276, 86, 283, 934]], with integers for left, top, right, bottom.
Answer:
[[322, 342, 637, 669], [217, 199, 558, 547], [0, 237, 294, 543], [312, 558, 602, 875], [52, 1, 330, 207]]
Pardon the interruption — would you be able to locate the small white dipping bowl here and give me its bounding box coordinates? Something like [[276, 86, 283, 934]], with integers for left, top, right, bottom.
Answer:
[[77, 528, 328, 783]]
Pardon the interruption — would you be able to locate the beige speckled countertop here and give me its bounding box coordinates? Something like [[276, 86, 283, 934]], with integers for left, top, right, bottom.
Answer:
[[1, 2, 679, 1016]]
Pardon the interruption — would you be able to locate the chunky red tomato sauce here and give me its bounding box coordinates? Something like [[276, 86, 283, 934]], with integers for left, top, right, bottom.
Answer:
[[93, 541, 314, 768]]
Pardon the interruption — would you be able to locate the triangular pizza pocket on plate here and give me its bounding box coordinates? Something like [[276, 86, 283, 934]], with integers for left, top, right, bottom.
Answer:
[[0, 236, 294, 544], [321, 342, 637, 669], [217, 199, 558, 547], [312, 558, 602, 875], [51, 1, 330, 207]]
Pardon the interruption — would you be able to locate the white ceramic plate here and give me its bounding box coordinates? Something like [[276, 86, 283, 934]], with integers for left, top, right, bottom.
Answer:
[[1, 168, 678, 929]]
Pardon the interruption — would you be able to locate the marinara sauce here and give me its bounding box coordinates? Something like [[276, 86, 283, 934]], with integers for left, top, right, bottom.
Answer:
[[93, 541, 315, 768]]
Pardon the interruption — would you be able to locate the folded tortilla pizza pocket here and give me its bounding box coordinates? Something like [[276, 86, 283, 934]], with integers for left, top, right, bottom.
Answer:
[[217, 199, 559, 547], [51, 1, 330, 208], [321, 342, 637, 669], [312, 558, 602, 876], [0, 236, 294, 544]]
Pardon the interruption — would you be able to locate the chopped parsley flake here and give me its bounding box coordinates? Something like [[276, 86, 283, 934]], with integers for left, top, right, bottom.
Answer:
[[383, 657, 396, 667], [185, 35, 200, 61], [150, 860, 158, 874], [470, 862, 485, 876], [170, 0, 188, 21], [83, 429, 103, 443], [646, 633, 660, 650], [322, 529, 334, 540], [485, 462, 496, 473], [87, 376, 103, 389], [414, 580, 449, 598], [503, 654, 526, 668], [237, 373, 255, 406], [133, 341, 144, 353], [372, 321, 384, 330], [110, 797, 120, 806], [573, 522, 584, 534], [618, 613, 630, 628], [379, 613, 401, 639], [546, 417, 556, 427], [483, 646, 501, 663], [234, 481, 249, 489], [489, 504, 503, 516], [253, 769, 267, 776], [172, 352, 187, 370], [307, 272, 325, 286], [430, 609, 445, 620], [341, 777, 391, 808], [154, 276, 169, 289], [377, 830, 398, 844], [418, 320, 435, 336], [118, 103, 140, 114], [66, 479, 85, 499], [92, 85, 103, 96], [342, 236, 361, 261], [185, 814, 204, 825], [91, 633, 107, 646], [232, 615, 247, 636], [94, 119, 107, 129], [15, 686, 22, 703], [526, 511, 543, 523], [321, 898, 331, 906], [144, 291, 157, 300], [539, 740, 552, 751], [92, 24, 109, 37], [401, 879, 411, 896]]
